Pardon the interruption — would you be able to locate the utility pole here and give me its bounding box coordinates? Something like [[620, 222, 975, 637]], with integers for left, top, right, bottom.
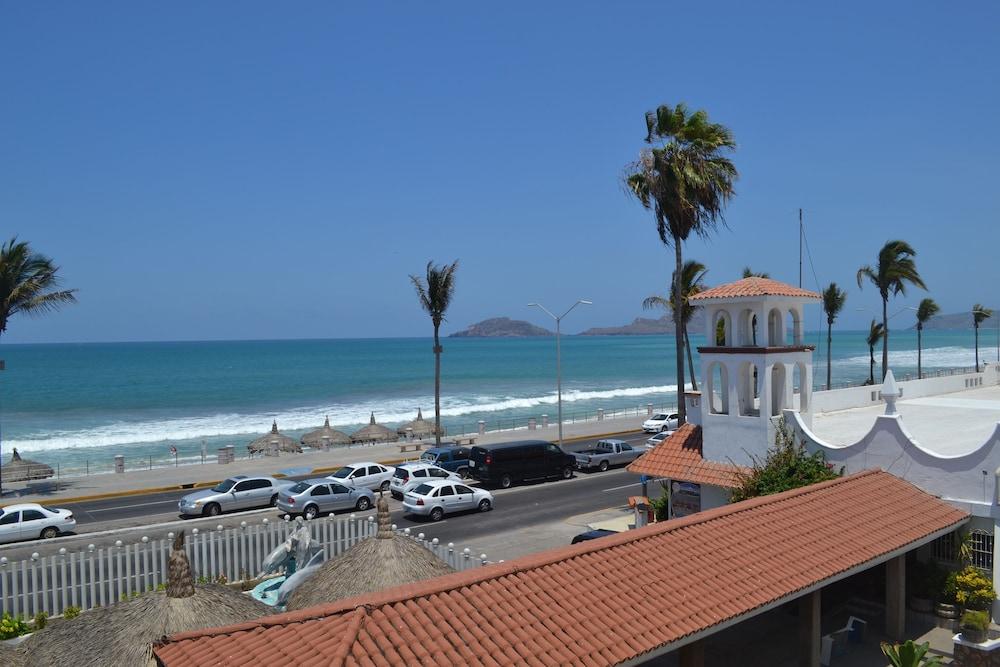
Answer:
[[798, 208, 803, 288]]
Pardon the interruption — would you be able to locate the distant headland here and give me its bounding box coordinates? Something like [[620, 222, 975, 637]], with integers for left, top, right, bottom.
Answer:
[[449, 317, 553, 337]]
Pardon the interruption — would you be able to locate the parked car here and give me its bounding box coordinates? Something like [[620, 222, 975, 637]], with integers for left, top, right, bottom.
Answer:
[[646, 430, 674, 447], [642, 413, 679, 433], [0, 503, 76, 544], [573, 439, 645, 472], [326, 462, 396, 492], [390, 463, 461, 500], [402, 479, 494, 521], [419, 446, 472, 478], [178, 475, 293, 517], [276, 478, 375, 519], [570, 528, 618, 544], [468, 440, 575, 489]]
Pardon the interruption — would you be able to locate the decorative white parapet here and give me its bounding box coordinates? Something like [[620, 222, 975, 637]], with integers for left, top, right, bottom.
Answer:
[[882, 369, 900, 415]]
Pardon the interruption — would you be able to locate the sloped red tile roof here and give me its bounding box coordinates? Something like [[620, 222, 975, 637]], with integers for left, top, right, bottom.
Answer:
[[154, 470, 967, 667], [627, 424, 747, 488], [689, 276, 821, 301]]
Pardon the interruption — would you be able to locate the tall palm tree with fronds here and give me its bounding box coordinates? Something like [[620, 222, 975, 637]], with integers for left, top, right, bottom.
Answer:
[[625, 103, 737, 424], [914, 298, 939, 379], [821, 283, 847, 389], [0, 237, 77, 340], [973, 304, 993, 371], [857, 240, 926, 380], [866, 319, 885, 385], [741, 267, 770, 279], [409, 260, 459, 446], [643, 260, 708, 391]]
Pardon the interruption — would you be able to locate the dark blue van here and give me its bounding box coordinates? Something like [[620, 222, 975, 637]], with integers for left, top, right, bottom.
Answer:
[[419, 446, 472, 478]]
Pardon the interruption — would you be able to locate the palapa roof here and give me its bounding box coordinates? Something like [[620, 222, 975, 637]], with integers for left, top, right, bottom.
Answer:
[[154, 471, 968, 667], [0, 448, 54, 483], [300, 417, 351, 448], [23, 531, 270, 667], [350, 412, 398, 443], [247, 421, 302, 454], [0, 643, 25, 667], [689, 276, 821, 302], [627, 424, 747, 488], [395, 408, 439, 438], [285, 494, 453, 611]]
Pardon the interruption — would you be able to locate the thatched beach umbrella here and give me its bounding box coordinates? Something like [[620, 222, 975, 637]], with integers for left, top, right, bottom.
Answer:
[[0, 448, 54, 484], [285, 493, 454, 611], [396, 408, 440, 439], [350, 412, 399, 444], [300, 416, 351, 449], [22, 531, 270, 667], [0, 643, 25, 667], [247, 421, 301, 456]]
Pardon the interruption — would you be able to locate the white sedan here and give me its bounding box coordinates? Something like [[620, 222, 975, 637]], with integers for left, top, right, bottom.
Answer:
[[646, 430, 674, 447], [402, 480, 494, 522], [642, 413, 679, 433], [390, 463, 461, 500], [327, 461, 396, 492], [0, 503, 76, 544]]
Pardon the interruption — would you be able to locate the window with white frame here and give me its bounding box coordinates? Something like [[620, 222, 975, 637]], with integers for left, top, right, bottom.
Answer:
[[969, 529, 994, 572]]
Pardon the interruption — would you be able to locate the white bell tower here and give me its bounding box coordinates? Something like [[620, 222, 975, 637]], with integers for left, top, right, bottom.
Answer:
[[688, 277, 821, 466]]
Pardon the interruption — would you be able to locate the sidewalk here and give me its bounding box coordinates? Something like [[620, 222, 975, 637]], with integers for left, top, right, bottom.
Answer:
[[5, 415, 646, 504]]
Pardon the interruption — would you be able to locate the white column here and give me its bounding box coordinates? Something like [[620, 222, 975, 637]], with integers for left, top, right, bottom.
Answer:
[[759, 363, 772, 421]]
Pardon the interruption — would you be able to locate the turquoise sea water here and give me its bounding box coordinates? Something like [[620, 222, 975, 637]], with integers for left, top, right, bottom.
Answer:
[[0, 329, 990, 475]]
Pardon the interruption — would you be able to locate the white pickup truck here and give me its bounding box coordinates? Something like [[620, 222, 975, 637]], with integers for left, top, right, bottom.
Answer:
[[573, 439, 644, 472]]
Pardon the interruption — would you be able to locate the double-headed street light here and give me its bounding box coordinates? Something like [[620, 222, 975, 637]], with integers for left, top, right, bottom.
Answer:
[[528, 300, 592, 448]]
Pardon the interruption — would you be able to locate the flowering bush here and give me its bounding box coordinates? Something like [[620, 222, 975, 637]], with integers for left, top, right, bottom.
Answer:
[[0, 612, 30, 640], [954, 566, 996, 611]]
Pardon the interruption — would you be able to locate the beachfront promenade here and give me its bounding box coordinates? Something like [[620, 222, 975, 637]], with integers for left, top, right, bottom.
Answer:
[[6, 414, 648, 505]]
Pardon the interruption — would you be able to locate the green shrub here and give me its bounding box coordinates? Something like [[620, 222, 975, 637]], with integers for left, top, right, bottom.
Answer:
[[942, 571, 959, 605], [955, 566, 996, 610], [881, 640, 943, 667], [62, 606, 81, 620], [33, 611, 48, 630], [0, 612, 30, 640], [961, 609, 990, 632]]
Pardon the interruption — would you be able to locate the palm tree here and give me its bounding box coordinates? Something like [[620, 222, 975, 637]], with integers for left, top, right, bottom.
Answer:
[[409, 260, 459, 446], [821, 283, 847, 389], [0, 237, 77, 339], [625, 103, 738, 425], [914, 298, 939, 379], [643, 260, 708, 392], [973, 304, 993, 371], [741, 267, 770, 279], [866, 319, 885, 385], [857, 240, 926, 380]]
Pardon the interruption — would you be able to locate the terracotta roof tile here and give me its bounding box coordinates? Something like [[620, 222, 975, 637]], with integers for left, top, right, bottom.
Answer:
[[689, 276, 821, 301], [154, 471, 967, 667], [626, 424, 747, 487]]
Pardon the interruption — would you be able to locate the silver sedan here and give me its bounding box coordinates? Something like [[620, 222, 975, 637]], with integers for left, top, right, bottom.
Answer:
[[276, 478, 376, 520]]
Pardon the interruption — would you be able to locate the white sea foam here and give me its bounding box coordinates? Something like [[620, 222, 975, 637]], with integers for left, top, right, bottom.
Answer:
[[835, 345, 977, 369], [6, 384, 678, 453]]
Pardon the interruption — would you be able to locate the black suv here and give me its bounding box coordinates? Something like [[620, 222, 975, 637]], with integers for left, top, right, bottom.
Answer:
[[468, 440, 575, 489]]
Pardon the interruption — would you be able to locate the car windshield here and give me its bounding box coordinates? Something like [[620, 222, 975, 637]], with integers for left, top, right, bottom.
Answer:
[[419, 452, 437, 462], [42, 506, 59, 514], [289, 482, 311, 494], [412, 483, 434, 496], [393, 469, 409, 479], [652, 414, 667, 420], [330, 467, 354, 479], [211, 479, 237, 493]]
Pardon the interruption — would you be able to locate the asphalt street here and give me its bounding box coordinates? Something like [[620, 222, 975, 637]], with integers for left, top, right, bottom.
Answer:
[[0, 431, 658, 562]]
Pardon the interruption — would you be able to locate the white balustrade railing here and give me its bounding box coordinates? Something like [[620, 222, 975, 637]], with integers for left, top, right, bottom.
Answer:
[[0, 514, 487, 618]]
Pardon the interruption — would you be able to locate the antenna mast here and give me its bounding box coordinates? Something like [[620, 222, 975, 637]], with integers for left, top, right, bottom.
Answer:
[[798, 208, 803, 288]]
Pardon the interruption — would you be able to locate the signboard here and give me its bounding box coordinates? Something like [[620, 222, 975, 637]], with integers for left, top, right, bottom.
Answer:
[[670, 481, 701, 518]]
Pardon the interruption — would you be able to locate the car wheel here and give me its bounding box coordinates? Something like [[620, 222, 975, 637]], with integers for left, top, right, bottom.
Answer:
[[203, 503, 222, 517], [304, 505, 319, 521], [499, 474, 512, 489], [598, 460, 609, 472], [561, 466, 573, 480], [269, 494, 278, 507], [355, 496, 372, 511], [478, 499, 492, 513], [380, 480, 391, 492], [430, 507, 444, 522], [40, 527, 58, 539]]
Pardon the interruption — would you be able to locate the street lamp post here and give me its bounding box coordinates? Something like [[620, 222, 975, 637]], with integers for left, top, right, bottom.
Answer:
[[528, 300, 592, 448]]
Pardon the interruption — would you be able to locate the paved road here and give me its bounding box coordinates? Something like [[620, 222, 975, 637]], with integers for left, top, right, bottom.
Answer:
[[0, 431, 656, 562]]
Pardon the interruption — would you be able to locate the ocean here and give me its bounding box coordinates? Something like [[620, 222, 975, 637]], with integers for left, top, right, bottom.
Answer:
[[0, 329, 990, 475]]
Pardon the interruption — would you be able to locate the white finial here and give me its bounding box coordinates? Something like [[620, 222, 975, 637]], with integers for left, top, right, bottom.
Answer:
[[882, 369, 900, 415]]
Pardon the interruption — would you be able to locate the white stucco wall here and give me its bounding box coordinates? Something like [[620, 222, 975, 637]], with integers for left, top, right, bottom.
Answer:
[[812, 365, 1000, 414]]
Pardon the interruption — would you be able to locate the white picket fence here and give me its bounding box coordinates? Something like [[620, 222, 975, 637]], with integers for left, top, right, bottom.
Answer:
[[0, 514, 488, 618]]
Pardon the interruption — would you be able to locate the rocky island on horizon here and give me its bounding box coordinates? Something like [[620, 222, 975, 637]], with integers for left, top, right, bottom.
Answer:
[[449, 317, 554, 338]]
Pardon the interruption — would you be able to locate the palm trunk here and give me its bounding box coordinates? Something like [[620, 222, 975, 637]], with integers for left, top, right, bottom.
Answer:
[[826, 320, 832, 390], [881, 297, 889, 381], [433, 324, 442, 446], [869, 345, 876, 385], [673, 240, 686, 425], [684, 329, 698, 392], [975, 324, 980, 371], [917, 324, 923, 380]]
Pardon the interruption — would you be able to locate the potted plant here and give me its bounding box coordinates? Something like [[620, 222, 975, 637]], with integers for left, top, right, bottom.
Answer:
[[955, 566, 997, 619], [961, 609, 990, 644], [936, 571, 961, 620], [881, 640, 944, 666]]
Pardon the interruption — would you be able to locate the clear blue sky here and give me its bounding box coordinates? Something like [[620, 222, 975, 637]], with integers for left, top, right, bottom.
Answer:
[[3, 1, 998, 343]]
